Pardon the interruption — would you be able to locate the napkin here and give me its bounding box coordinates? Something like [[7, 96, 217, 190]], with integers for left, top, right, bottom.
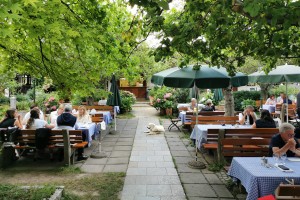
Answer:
[[90, 109, 96, 114]]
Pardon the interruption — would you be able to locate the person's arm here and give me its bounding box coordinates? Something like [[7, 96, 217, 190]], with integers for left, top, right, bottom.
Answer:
[[250, 112, 257, 121], [252, 122, 257, 128], [14, 115, 23, 129], [239, 112, 245, 124], [272, 138, 295, 156]]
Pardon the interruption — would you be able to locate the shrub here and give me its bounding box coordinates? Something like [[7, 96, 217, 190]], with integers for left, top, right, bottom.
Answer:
[[241, 99, 256, 109], [172, 88, 190, 103], [17, 101, 31, 111], [120, 90, 136, 113], [233, 91, 261, 111], [16, 94, 30, 102], [0, 96, 9, 104]]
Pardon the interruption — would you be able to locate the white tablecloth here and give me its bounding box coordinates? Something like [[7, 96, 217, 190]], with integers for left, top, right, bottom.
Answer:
[[262, 105, 275, 113], [77, 123, 97, 147], [228, 157, 300, 200], [190, 124, 251, 149]]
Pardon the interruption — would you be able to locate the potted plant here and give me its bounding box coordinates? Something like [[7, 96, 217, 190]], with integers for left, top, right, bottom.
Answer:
[[164, 100, 173, 116]]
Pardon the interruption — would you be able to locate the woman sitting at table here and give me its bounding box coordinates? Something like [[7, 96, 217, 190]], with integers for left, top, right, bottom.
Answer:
[[252, 109, 276, 128], [0, 109, 23, 129], [188, 98, 198, 111], [239, 105, 257, 125], [77, 105, 92, 124], [25, 108, 54, 129], [201, 99, 215, 111], [265, 94, 276, 105]]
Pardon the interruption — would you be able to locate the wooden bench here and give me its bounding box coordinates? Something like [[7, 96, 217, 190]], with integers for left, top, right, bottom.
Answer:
[[191, 116, 239, 127], [183, 112, 226, 130], [2, 129, 88, 167], [202, 128, 278, 162]]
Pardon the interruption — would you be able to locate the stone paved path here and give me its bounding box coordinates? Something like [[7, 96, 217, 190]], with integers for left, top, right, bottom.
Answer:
[[78, 103, 246, 200], [120, 106, 186, 200]]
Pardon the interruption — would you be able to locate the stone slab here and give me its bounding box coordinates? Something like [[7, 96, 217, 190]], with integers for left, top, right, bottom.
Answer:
[[183, 184, 217, 197], [211, 185, 233, 198], [204, 174, 223, 184], [110, 151, 131, 157], [114, 146, 132, 151], [80, 164, 104, 173], [103, 164, 128, 172], [179, 173, 208, 184], [107, 158, 129, 164]]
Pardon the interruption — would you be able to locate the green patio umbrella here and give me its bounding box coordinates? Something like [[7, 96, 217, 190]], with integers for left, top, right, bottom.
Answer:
[[248, 64, 300, 122], [213, 88, 224, 102], [151, 65, 248, 168], [151, 65, 248, 88], [107, 74, 121, 131]]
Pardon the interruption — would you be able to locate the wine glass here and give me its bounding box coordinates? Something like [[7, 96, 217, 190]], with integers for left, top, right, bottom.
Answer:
[[280, 153, 287, 165], [273, 154, 279, 166]]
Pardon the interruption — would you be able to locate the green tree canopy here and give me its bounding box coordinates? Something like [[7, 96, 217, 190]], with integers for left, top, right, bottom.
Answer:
[[130, 0, 300, 74], [0, 0, 144, 98]]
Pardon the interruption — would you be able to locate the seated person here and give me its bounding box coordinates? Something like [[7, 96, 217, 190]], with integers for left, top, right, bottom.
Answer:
[[0, 109, 22, 129], [278, 93, 293, 104], [188, 98, 198, 111], [22, 104, 44, 125], [56, 104, 87, 161], [50, 104, 64, 126], [201, 99, 215, 111], [269, 123, 300, 157], [265, 94, 276, 105], [25, 108, 54, 129], [252, 109, 276, 128], [77, 105, 92, 124], [238, 105, 257, 125]]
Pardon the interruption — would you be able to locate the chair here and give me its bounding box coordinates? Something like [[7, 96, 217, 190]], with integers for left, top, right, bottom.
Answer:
[[168, 115, 181, 132]]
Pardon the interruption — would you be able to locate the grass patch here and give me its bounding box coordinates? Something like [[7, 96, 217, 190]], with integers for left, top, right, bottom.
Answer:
[[62, 172, 126, 200], [57, 166, 82, 174], [207, 162, 224, 172], [117, 112, 135, 119], [0, 184, 56, 200]]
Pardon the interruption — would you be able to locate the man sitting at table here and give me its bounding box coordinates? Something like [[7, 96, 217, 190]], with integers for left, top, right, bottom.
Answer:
[[238, 105, 257, 125], [278, 93, 293, 104], [269, 123, 300, 157], [56, 104, 88, 161]]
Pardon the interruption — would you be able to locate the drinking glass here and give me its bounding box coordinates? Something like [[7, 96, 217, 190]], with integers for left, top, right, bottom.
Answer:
[[273, 154, 279, 166], [280, 153, 287, 165]]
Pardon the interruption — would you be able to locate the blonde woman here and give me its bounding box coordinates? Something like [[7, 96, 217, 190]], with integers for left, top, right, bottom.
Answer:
[[77, 105, 92, 124]]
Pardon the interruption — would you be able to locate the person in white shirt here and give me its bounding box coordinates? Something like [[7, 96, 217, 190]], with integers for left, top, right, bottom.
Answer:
[[239, 105, 257, 125], [25, 108, 54, 129], [22, 104, 44, 125], [50, 104, 65, 126], [77, 105, 92, 124], [265, 94, 277, 105]]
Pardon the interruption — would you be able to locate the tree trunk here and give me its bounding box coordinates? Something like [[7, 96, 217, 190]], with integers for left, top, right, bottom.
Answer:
[[259, 83, 272, 100], [86, 96, 94, 106], [224, 86, 235, 116]]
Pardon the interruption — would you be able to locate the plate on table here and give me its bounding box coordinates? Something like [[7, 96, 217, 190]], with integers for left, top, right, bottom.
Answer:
[[288, 157, 300, 162], [55, 143, 64, 147]]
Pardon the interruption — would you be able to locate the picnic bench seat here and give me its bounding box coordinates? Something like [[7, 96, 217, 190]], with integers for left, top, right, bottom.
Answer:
[[202, 128, 278, 162], [191, 116, 239, 127], [1, 129, 88, 168], [183, 112, 227, 130]]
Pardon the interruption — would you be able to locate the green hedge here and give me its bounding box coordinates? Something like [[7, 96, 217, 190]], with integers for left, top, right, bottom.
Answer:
[[233, 91, 261, 111]]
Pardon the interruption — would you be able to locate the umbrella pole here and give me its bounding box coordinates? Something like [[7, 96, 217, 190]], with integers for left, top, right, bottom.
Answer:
[[188, 85, 206, 169], [286, 83, 289, 123], [90, 127, 107, 159], [114, 108, 117, 131]]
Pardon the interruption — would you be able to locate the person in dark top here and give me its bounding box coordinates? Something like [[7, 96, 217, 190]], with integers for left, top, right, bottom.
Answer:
[[269, 123, 300, 157], [201, 99, 215, 111], [0, 109, 22, 129], [56, 104, 87, 161], [278, 93, 293, 104], [252, 109, 276, 128]]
